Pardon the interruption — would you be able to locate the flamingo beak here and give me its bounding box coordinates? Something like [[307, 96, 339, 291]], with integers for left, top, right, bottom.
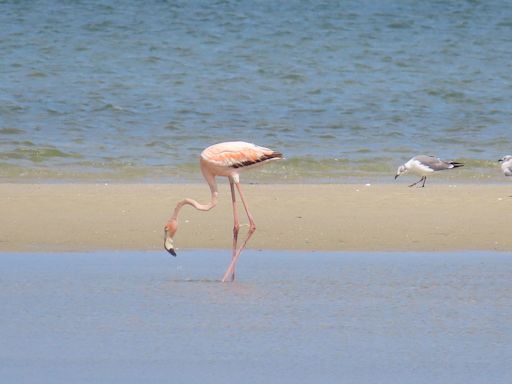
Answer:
[[164, 228, 177, 256], [394, 174, 399, 180]]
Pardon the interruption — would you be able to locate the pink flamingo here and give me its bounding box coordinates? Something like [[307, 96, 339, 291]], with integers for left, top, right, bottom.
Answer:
[[164, 141, 283, 282]]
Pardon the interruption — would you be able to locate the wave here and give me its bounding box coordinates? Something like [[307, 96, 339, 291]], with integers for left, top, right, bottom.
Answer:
[[0, 156, 505, 183], [0, 128, 25, 135]]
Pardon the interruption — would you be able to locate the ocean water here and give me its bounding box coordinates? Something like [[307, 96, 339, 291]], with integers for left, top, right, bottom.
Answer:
[[1, 1, 512, 182], [1, 250, 511, 383]]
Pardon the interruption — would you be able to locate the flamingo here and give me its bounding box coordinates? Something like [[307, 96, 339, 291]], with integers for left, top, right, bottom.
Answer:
[[164, 141, 283, 282], [395, 155, 464, 187]]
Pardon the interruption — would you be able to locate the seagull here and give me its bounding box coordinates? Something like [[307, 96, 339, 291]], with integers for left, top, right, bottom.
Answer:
[[498, 155, 512, 176], [395, 155, 464, 187]]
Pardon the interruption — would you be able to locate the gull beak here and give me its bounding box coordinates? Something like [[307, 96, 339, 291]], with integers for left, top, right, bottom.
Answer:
[[498, 159, 503, 163], [164, 228, 177, 256]]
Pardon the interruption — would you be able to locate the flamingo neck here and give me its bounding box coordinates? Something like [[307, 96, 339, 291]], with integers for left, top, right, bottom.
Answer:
[[170, 169, 218, 221]]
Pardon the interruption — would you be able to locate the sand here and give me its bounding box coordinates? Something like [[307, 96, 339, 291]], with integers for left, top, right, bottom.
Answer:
[[1, 183, 511, 252]]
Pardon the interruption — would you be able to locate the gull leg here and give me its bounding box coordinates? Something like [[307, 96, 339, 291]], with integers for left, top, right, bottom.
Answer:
[[409, 176, 427, 188]]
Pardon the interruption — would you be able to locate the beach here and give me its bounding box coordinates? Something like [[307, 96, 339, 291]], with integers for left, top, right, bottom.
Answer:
[[2, 183, 511, 253], [3, 1, 512, 382], [4, 184, 512, 384]]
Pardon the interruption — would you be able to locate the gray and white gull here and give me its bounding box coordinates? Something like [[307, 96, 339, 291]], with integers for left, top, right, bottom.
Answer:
[[498, 155, 512, 177], [395, 155, 464, 187]]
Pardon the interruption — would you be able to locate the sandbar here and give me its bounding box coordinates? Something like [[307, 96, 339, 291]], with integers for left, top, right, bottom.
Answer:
[[1, 183, 511, 252]]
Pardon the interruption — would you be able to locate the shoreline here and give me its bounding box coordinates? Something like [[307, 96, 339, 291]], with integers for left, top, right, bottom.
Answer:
[[1, 183, 511, 253]]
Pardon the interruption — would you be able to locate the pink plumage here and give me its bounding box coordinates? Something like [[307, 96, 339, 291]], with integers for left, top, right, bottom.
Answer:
[[201, 141, 283, 174], [164, 141, 283, 282]]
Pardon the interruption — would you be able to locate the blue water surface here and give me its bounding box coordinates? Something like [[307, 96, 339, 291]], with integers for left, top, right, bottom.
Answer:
[[1, 250, 511, 383], [1, 1, 512, 181]]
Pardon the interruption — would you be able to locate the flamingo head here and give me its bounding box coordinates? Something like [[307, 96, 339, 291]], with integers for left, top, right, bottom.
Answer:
[[164, 219, 178, 256]]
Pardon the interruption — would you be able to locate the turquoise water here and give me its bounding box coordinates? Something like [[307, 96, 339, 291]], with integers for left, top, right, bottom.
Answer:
[[1, 250, 511, 383], [1, 1, 512, 182]]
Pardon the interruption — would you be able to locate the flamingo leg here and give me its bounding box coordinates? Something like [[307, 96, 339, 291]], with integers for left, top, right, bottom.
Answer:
[[222, 227, 256, 282], [221, 181, 256, 282], [235, 182, 256, 230], [227, 179, 240, 282]]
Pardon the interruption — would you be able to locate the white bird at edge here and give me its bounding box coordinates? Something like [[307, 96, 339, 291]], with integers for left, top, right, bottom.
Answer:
[[498, 155, 512, 177]]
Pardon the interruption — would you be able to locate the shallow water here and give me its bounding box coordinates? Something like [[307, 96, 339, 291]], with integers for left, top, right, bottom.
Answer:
[[1, 1, 512, 182], [1, 250, 511, 383]]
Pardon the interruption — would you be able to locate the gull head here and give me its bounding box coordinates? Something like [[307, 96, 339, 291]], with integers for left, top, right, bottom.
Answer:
[[498, 155, 512, 163], [395, 164, 407, 180], [164, 219, 178, 256]]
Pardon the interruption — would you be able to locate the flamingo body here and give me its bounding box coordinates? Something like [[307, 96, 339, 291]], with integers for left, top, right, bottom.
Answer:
[[200, 141, 282, 177], [164, 141, 283, 282]]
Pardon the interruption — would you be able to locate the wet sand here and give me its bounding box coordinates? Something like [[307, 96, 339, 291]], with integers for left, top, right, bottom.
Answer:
[[1, 183, 511, 252]]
